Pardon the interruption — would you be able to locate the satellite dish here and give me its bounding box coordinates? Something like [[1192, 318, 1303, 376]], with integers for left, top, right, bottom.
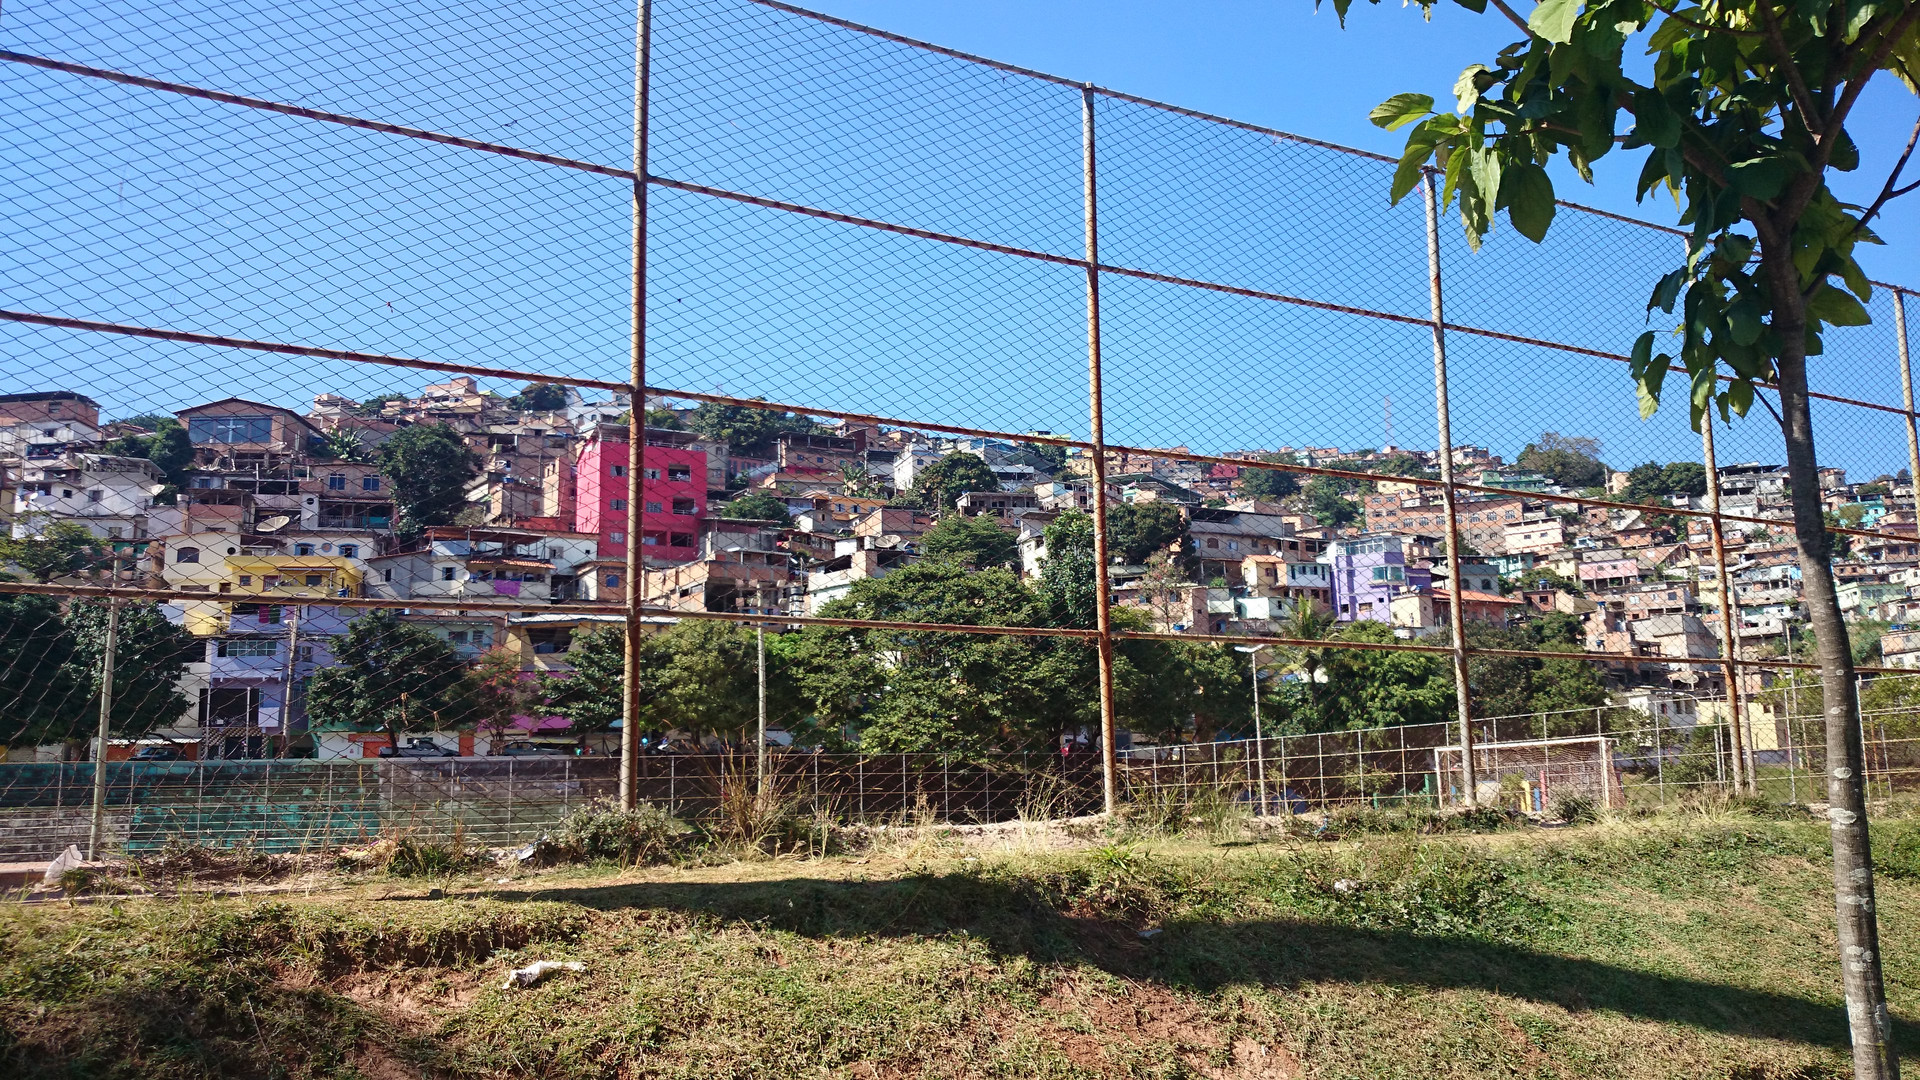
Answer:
[[257, 514, 292, 533]]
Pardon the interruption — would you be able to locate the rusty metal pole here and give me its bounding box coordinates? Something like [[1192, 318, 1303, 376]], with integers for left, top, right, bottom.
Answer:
[[620, 0, 653, 810], [1701, 414, 1751, 793], [1082, 84, 1120, 816], [1422, 171, 1476, 805], [87, 597, 119, 861], [1896, 291, 1920, 522]]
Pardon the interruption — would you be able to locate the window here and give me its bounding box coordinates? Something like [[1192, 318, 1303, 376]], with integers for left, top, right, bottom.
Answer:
[[643, 468, 660, 480], [361, 476, 380, 491], [1206, 538, 1219, 549], [233, 603, 282, 625], [671, 498, 696, 516], [327, 474, 346, 490], [609, 530, 625, 543], [667, 466, 691, 482], [609, 498, 627, 511], [191, 476, 218, 489], [605, 574, 621, 587], [238, 575, 252, 587], [644, 500, 662, 514], [447, 630, 469, 644], [106, 526, 123, 539], [216, 639, 278, 658], [1227, 541, 1240, 552], [611, 465, 627, 477], [60, 488, 73, 499], [669, 532, 694, 548], [304, 574, 323, 587], [188, 415, 274, 444], [175, 546, 200, 564], [441, 566, 457, 581], [86, 489, 102, 504], [295, 543, 315, 556], [338, 544, 358, 558], [383, 569, 393, 582]]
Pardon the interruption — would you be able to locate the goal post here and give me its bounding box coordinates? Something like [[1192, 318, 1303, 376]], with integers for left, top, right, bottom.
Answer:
[[1432, 735, 1621, 812]]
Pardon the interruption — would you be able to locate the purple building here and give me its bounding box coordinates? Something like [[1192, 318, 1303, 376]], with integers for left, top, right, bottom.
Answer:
[[1328, 534, 1430, 623]]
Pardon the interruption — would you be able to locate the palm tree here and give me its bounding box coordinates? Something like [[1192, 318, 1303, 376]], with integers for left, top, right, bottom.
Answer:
[[1275, 598, 1337, 718]]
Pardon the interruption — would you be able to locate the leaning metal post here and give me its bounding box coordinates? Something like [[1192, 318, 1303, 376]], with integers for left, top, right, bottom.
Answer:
[[87, 596, 119, 861], [1082, 84, 1120, 815], [620, 0, 653, 810], [1897, 291, 1920, 530], [1422, 171, 1476, 805], [1700, 414, 1751, 793]]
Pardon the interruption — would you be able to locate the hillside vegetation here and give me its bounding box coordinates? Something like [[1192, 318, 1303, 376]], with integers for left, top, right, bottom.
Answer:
[[7, 807, 1920, 1079]]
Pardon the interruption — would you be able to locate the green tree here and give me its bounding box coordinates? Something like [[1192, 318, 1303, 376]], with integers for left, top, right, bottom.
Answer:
[[1354, 1, 1920, 1066], [0, 592, 82, 748], [1108, 501, 1190, 566], [1037, 510, 1100, 629], [0, 521, 105, 583], [508, 382, 569, 412], [907, 452, 1001, 512], [686, 401, 817, 456], [1314, 620, 1454, 731], [353, 393, 409, 417], [920, 514, 1018, 570], [104, 417, 192, 501], [1021, 439, 1069, 474], [1238, 453, 1302, 498], [1515, 433, 1607, 489], [1304, 477, 1361, 527], [838, 461, 882, 498], [306, 611, 475, 746], [721, 491, 793, 525], [1510, 565, 1584, 596], [65, 600, 200, 741], [316, 428, 368, 463], [376, 423, 480, 537]]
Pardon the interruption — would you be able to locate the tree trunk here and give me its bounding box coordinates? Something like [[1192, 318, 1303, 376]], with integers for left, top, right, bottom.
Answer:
[[1764, 244, 1899, 1080]]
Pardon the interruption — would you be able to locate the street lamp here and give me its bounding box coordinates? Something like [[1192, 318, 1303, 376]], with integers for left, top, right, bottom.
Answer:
[[1234, 644, 1270, 816], [726, 545, 768, 789]]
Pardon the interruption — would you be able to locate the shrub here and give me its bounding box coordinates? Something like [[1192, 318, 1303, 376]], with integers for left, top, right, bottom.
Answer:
[[384, 835, 489, 878], [552, 799, 683, 865], [1261, 841, 1548, 944], [1551, 794, 1598, 824]]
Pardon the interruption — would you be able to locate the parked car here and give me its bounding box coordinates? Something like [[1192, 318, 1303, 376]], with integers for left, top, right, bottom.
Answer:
[[377, 738, 458, 759], [132, 746, 180, 761], [497, 741, 562, 757]]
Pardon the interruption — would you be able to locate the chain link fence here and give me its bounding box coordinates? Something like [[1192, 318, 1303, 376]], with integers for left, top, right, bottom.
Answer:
[[3, 0, 1919, 858]]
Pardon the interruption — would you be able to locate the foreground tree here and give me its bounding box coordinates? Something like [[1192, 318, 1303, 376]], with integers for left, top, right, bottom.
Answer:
[[919, 514, 1019, 570], [306, 611, 475, 748], [1343, 0, 1920, 1070], [65, 600, 200, 741], [0, 592, 82, 748]]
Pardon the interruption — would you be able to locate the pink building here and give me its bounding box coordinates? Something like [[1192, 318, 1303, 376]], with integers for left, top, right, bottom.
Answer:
[[574, 427, 706, 565]]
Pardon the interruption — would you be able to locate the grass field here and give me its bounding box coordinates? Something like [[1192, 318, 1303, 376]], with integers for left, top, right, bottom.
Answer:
[[6, 805, 1920, 1079]]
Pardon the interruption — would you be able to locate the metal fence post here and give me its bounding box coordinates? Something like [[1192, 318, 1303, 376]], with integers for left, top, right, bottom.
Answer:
[[1421, 171, 1476, 806], [87, 597, 119, 861], [1081, 83, 1121, 816], [620, 0, 654, 811], [1896, 290, 1920, 515], [1700, 414, 1750, 793]]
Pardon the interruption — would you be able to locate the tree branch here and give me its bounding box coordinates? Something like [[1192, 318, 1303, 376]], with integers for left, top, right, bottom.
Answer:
[[1855, 114, 1920, 237], [1754, 0, 1824, 137], [1486, 0, 1531, 35], [1648, 1, 1765, 39], [1816, 4, 1920, 173]]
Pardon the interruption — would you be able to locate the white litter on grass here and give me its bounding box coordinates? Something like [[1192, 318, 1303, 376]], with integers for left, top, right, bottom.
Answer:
[[43, 845, 85, 886], [503, 960, 585, 989], [1332, 878, 1360, 894]]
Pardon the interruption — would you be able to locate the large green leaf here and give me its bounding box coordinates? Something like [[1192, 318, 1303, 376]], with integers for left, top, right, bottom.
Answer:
[[1370, 92, 1435, 130], [1808, 283, 1871, 326], [1527, 0, 1582, 44], [1502, 162, 1555, 241]]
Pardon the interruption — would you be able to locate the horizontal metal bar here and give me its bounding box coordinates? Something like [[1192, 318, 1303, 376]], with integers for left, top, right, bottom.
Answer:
[[14, 309, 1920, 545], [0, 310, 632, 392]]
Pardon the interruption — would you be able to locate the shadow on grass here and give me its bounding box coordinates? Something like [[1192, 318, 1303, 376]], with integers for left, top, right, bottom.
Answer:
[[486, 870, 1914, 1054]]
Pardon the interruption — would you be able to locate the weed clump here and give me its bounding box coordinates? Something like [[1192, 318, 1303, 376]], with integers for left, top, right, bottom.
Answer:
[[552, 799, 685, 865], [1551, 793, 1598, 824], [1260, 841, 1550, 944]]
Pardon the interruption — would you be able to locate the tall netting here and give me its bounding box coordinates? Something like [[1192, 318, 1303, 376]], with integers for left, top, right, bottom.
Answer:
[[3, 0, 1917, 857]]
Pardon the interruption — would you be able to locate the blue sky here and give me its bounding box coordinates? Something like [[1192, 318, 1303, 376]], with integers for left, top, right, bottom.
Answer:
[[3, 0, 1917, 479]]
